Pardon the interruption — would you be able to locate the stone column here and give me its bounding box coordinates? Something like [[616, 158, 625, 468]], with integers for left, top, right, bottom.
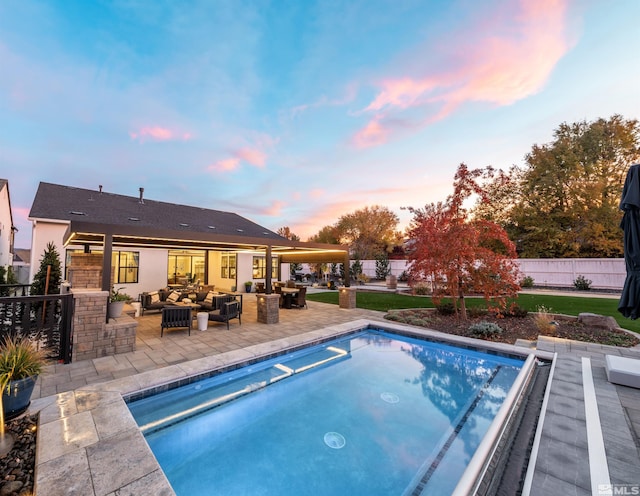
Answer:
[[256, 293, 280, 324], [71, 289, 137, 361], [338, 287, 357, 309], [67, 252, 115, 289]]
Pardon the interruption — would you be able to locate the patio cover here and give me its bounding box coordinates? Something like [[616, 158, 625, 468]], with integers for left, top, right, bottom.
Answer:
[[62, 220, 351, 293], [618, 163, 640, 319]]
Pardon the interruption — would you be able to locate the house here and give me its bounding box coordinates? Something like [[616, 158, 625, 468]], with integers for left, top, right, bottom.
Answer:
[[28, 182, 349, 296], [0, 179, 16, 270], [12, 249, 30, 284]]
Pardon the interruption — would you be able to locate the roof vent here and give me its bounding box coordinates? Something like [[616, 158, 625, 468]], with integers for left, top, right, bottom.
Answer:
[[70, 211, 86, 216], [179, 223, 189, 227], [139, 187, 144, 204], [208, 226, 216, 229], [99, 185, 103, 193], [128, 217, 140, 221], [236, 229, 244, 233]]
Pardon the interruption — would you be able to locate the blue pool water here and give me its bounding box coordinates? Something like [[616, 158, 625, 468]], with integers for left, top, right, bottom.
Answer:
[[128, 330, 524, 495]]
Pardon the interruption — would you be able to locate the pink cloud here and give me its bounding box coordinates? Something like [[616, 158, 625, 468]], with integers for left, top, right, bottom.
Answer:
[[236, 147, 266, 167], [289, 83, 359, 119], [208, 145, 269, 173], [352, 117, 390, 148], [208, 158, 240, 172], [308, 189, 325, 199], [353, 0, 574, 148], [129, 126, 192, 143], [12, 206, 30, 226], [364, 79, 436, 112], [261, 200, 286, 216]]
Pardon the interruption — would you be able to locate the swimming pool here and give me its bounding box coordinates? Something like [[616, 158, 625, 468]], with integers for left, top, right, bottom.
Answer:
[[128, 329, 526, 495]]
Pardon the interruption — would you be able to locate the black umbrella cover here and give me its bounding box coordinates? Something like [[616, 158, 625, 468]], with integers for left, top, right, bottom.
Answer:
[[618, 163, 640, 319]]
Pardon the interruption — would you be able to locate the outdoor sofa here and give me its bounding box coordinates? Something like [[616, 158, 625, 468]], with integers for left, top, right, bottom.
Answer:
[[140, 287, 243, 315]]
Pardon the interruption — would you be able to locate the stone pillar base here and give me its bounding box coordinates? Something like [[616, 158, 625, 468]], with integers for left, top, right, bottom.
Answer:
[[339, 287, 357, 309], [71, 289, 137, 361], [257, 293, 280, 324]]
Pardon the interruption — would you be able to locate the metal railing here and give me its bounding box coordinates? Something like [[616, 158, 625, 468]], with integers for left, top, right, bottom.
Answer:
[[0, 293, 74, 364], [0, 284, 31, 297]]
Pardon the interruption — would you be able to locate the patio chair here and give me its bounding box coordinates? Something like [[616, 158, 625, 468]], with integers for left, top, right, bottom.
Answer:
[[291, 287, 307, 309], [161, 306, 192, 337], [208, 301, 241, 330], [274, 285, 283, 307]]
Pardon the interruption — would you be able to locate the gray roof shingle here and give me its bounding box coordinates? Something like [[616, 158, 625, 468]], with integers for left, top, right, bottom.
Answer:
[[29, 182, 286, 241]]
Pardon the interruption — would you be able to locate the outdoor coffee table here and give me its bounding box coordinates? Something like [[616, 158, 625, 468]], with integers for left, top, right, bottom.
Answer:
[[175, 301, 201, 318]]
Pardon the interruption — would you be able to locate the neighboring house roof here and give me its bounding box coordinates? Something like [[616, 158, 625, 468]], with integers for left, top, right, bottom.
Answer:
[[13, 249, 30, 264], [29, 182, 286, 241]]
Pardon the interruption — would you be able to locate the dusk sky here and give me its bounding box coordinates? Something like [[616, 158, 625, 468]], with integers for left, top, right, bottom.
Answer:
[[2, 0, 639, 249]]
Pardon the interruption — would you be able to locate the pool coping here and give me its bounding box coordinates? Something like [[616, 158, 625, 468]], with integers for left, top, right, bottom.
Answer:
[[30, 319, 553, 496]]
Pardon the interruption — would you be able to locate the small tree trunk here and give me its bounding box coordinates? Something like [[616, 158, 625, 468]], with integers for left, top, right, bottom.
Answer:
[[42, 265, 51, 325], [459, 293, 467, 320], [458, 280, 467, 320]]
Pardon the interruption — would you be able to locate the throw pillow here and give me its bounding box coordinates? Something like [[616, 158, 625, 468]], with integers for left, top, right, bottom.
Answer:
[[149, 291, 160, 304], [167, 291, 181, 302], [204, 291, 215, 305]]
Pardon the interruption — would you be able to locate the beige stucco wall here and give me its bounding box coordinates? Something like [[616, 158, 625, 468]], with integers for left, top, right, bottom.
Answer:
[[0, 183, 13, 268], [130, 248, 168, 296], [29, 220, 68, 283]]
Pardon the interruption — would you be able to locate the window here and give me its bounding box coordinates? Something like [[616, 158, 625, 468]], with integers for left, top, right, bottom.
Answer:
[[113, 251, 139, 283], [221, 253, 236, 279], [252, 256, 278, 279], [168, 250, 205, 285], [65, 249, 139, 283]]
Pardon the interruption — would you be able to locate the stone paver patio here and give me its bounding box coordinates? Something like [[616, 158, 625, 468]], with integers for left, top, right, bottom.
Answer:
[[25, 293, 640, 495]]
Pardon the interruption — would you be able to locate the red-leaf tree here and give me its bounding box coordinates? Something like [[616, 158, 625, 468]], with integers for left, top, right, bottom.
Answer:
[[405, 164, 521, 319]]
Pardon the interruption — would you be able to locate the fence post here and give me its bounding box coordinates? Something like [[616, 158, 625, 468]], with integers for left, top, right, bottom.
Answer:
[[59, 294, 74, 363]]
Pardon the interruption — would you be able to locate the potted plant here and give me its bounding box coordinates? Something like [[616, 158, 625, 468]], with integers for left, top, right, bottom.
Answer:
[[244, 281, 253, 293], [0, 335, 46, 421], [108, 287, 131, 319]]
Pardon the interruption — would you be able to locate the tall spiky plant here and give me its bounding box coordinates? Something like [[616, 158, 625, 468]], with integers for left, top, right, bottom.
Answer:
[[0, 336, 45, 438]]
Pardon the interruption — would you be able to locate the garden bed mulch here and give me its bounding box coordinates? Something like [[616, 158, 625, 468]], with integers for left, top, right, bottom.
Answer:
[[0, 414, 37, 496], [384, 309, 640, 348]]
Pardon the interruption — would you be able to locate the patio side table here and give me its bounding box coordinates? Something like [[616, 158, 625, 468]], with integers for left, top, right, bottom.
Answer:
[[197, 312, 209, 331]]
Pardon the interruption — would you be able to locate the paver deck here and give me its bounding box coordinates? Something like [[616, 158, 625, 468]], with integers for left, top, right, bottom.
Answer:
[[26, 293, 640, 495], [527, 336, 640, 496]]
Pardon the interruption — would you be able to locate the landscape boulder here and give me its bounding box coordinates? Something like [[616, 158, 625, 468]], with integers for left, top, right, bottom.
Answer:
[[578, 312, 619, 330]]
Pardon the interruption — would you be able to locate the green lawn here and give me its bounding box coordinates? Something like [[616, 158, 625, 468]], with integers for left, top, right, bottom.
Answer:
[[306, 290, 640, 333]]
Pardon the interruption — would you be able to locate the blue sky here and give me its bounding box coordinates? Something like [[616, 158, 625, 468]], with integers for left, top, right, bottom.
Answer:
[[2, 0, 639, 249]]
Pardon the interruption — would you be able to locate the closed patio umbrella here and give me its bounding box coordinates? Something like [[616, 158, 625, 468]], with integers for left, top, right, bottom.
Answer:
[[618, 163, 640, 319]]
